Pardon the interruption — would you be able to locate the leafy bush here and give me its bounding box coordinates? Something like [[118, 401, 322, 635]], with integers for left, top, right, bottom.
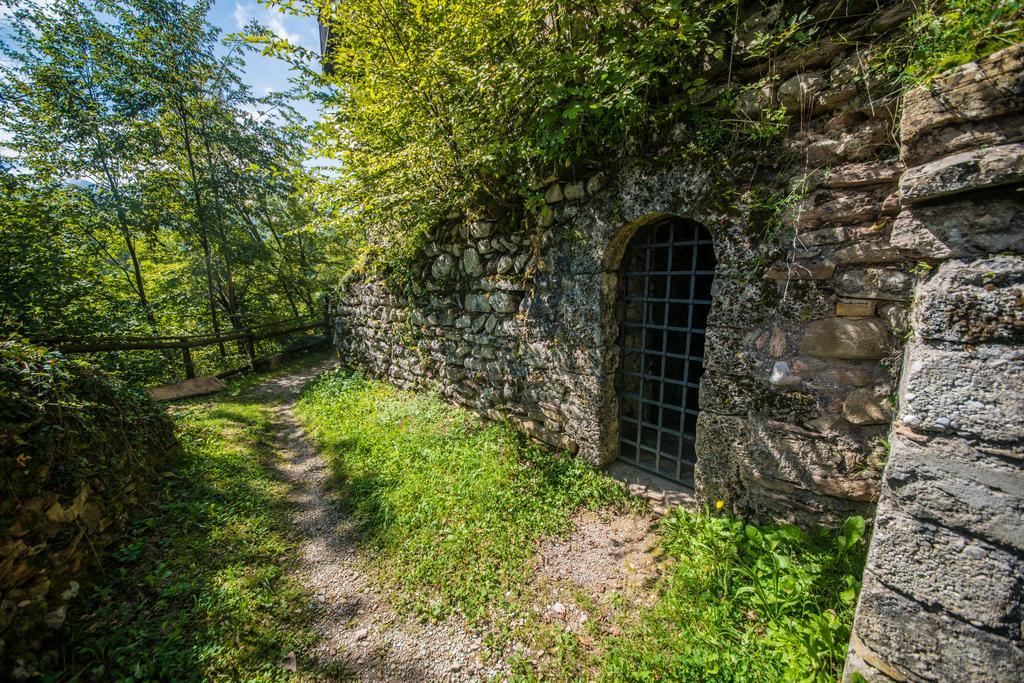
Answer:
[[895, 0, 1023, 83], [295, 368, 634, 621], [599, 508, 868, 682], [0, 340, 176, 673]]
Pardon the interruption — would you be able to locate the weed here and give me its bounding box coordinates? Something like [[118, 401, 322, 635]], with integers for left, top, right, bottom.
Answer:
[[597, 509, 867, 682]]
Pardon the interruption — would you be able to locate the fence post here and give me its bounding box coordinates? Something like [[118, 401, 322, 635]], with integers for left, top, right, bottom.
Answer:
[[180, 339, 196, 380], [245, 329, 256, 363], [323, 295, 333, 343]]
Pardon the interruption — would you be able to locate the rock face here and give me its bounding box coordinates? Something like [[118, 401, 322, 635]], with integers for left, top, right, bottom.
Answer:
[[844, 45, 1024, 683]]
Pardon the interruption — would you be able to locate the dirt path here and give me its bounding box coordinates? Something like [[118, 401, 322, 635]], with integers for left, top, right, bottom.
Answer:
[[250, 361, 505, 681]]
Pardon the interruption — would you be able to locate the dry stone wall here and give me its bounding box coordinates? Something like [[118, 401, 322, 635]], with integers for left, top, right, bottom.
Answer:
[[334, 2, 942, 526], [843, 45, 1024, 682]]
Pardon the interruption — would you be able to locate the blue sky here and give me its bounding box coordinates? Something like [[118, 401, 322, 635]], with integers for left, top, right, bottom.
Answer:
[[208, 0, 322, 123]]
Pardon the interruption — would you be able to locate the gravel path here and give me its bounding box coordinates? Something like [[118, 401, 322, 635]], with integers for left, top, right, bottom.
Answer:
[[250, 361, 505, 681]]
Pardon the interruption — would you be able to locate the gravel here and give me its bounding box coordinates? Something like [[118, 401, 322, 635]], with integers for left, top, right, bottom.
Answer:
[[249, 361, 507, 681]]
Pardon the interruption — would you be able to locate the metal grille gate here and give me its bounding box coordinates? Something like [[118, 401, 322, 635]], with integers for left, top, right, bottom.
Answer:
[[617, 218, 714, 483]]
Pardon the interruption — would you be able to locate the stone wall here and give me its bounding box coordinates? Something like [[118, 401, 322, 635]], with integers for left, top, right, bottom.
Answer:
[[333, 2, 937, 526], [843, 45, 1024, 681]]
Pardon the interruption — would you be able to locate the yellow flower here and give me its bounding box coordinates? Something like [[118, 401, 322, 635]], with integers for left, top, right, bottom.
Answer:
[[715, 500, 725, 510]]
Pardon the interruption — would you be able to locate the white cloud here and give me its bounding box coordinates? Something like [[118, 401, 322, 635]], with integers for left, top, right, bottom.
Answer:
[[233, 1, 302, 45]]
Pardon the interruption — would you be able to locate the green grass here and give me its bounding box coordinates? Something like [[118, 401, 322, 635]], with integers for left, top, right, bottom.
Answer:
[[37, 368, 340, 682], [596, 510, 867, 682], [297, 369, 868, 682], [294, 368, 635, 622]]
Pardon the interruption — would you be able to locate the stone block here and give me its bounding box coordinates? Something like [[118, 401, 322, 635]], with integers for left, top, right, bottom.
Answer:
[[764, 261, 836, 280], [906, 110, 1024, 168], [787, 188, 883, 231], [800, 318, 892, 359], [901, 43, 1024, 158], [835, 268, 913, 301], [842, 388, 892, 425], [899, 339, 1024, 444], [900, 143, 1024, 205], [913, 256, 1024, 344], [850, 571, 1024, 682], [867, 509, 1024, 634], [819, 159, 902, 189], [832, 241, 902, 264], [884, 431, 1024, 550], [836, 300, 875, 316], [890, 197, 1024, 259]]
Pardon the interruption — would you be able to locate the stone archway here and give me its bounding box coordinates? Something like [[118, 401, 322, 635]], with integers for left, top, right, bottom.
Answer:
[[613, 216, 716, 485]]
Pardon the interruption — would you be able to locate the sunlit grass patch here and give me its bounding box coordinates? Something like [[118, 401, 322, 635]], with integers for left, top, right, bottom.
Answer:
[[295, 368, 635, 622], [596, 509, 867, 682]]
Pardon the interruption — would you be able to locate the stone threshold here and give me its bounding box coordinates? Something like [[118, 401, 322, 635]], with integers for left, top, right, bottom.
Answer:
[[606, 461, 697, 515]]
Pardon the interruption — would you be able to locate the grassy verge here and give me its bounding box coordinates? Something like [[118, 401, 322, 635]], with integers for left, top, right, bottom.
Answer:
[[294, 368, 635, 622], [297, 368, 868, 682], [38, 370, 331, 682], [594, 510, 866, 682]]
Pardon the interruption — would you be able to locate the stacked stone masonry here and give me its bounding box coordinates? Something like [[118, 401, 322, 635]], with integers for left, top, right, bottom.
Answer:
[[843, 45, 1024, 682], [332, 21, 1023, 681]]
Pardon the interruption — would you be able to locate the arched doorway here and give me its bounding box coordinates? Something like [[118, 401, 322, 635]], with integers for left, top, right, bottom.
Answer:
[[616, 217, 715, 484]]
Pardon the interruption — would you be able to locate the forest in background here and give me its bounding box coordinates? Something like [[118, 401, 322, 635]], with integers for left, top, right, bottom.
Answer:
[[0, 0, 346, 382]]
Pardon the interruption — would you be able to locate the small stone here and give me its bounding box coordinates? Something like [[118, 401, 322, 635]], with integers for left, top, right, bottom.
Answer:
[[842, 388, 893, 425], [464, 293, 491, 313], [586, 173, 605, 195], [769, 361, 801, 387], [469, 221, 493, 238], [800, 318, 891, 360], [544, 183, 564, 204], [353, 628, 369, 641], [778, 72, 826, 110], [768, 327, 786, 357], [798, 226, 846, 246], [563, 181, 585, 200], [462, 248, 483, 277], [836, 301, 875, 317], [489, 292, 520, 314]]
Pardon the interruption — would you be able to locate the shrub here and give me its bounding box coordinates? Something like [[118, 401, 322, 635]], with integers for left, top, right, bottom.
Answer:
[[0, 340, 176, 674], [599, 508, 868, 682]]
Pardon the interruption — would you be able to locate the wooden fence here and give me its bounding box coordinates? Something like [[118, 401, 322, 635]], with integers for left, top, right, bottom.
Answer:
[[31, 301, 334, 382]]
